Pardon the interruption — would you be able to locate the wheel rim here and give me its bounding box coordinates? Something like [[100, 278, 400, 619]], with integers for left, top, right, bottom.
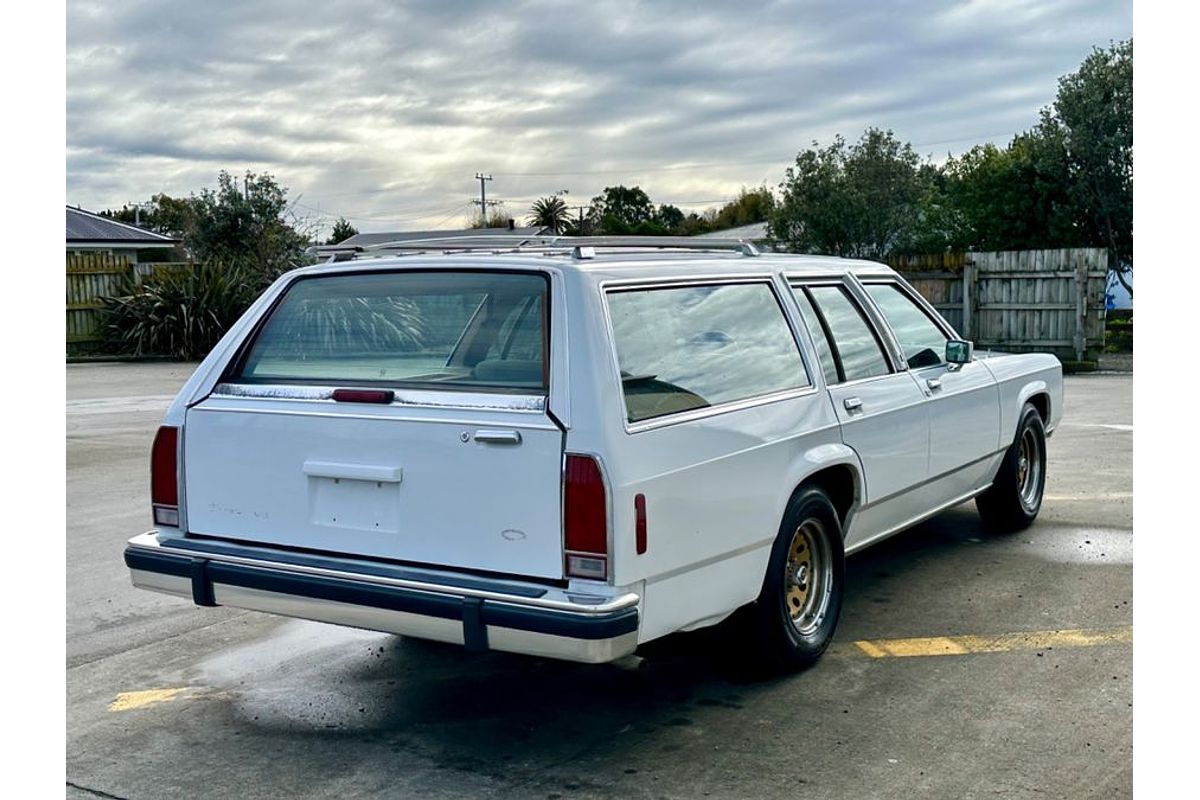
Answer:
[[1016, 427, 1043, 509], [785, 518, 833, 636]]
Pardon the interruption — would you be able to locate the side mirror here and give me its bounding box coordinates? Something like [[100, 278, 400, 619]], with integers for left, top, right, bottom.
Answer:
[[946, 339, 974, 364]]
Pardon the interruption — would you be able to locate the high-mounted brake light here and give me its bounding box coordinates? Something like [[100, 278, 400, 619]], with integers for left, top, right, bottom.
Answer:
[[331, 388, 395, 404], [564, 454, 608, 580], [151, 425, 180, 527]]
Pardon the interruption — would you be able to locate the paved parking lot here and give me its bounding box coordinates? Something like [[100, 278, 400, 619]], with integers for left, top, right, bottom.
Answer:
[[66, 362, 1132, 799]]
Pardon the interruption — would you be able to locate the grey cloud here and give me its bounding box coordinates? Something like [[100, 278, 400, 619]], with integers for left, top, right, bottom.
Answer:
[[67, 0, 1130, 231]]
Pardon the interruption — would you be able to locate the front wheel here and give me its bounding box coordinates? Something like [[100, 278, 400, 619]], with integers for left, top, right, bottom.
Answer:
[[748, 487, 845, 671], [976, 403, 1047, 531]]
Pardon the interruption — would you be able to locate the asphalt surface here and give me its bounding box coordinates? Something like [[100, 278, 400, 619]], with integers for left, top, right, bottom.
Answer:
[[66, 363, 1132, 799]]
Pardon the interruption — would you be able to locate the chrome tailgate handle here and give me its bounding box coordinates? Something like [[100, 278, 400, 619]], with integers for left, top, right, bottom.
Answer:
[[843, 397, 863, 413], [474, 429, 523, 445]]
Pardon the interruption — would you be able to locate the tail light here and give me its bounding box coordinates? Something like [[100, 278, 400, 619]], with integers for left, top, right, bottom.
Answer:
[[564, 454, 608, 580], [151, 426, 180, 527]]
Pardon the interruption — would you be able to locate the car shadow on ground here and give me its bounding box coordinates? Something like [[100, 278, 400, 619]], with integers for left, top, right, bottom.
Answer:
[[209, 506, 995, 750]]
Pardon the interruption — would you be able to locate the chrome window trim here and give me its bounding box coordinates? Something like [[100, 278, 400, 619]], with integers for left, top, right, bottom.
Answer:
[[623, 386, 820, 434], [854, 277, 959, 368], [598, 277, 815, 433], [210, 382, 548, 413], [786, 277, 902, 380]]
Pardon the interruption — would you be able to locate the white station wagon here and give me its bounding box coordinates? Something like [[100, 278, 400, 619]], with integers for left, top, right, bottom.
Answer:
[[125, 237, 1062, 670]]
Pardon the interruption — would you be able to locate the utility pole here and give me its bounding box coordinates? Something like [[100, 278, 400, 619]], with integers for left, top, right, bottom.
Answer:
[[128, 201, 152, 228], [569, 205, 591, 233], [475, 172, 493, 225]]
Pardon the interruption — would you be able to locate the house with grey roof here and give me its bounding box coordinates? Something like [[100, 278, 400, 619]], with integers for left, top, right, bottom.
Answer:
[[66, 206, 181, 352], [66, 206, 179, 262]]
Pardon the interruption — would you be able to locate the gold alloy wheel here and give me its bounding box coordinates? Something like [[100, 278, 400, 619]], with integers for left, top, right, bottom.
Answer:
[[785, 518, 831, 635], [1017, 426, 1043, 509]]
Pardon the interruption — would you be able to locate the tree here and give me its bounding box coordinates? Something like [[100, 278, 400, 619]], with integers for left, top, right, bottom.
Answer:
[[101, 194, 202, 245], [769, 129, 923, 258], [655, 203, 684, 232], [527, 195, 571, 233], [589, 185, 657, 233], [469, 203, 514, 229], [189, 170, 312, 281], [938, 135, 1076, 253], [102, 171, 314, 282], [1043, 39, 1133, 293], [326, 217, 358, 245], [712, 186, 775, 230]]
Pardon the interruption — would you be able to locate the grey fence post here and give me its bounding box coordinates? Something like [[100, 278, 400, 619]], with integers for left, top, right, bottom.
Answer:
[[1074, 254, 1089, 361], [962, 259, 975, 341]]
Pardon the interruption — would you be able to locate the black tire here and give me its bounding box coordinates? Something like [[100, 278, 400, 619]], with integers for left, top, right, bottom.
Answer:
[[748, 486, 845, 671], [976, 403, 1047, 532]]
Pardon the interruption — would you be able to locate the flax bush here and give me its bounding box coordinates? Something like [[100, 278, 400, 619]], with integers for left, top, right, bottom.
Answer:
[[100, 262, 257, 359]]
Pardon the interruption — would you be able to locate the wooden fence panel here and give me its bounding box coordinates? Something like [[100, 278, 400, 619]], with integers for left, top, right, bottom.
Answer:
[[889, 248, 1108, 360], [66, 251, 133, 347]]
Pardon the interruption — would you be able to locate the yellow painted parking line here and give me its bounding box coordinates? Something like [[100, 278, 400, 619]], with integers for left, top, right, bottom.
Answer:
[[1043, 492, 1133, 501], [845, 626, 1131, 659], [109, 688, 188, 711]]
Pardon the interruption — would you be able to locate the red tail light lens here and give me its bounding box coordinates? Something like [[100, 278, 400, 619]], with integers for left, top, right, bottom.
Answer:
[[635, 493, 647, 555], [151, 426, 180, 527], [564, 454, 608, 580]]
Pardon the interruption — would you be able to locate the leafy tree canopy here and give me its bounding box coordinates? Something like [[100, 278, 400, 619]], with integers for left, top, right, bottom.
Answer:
[[769, 128, 923, 259], [326, 217, 358, 245], [590, 185, 657, 233], [103, 170, 315, 285], [528, 195, 571, 233]]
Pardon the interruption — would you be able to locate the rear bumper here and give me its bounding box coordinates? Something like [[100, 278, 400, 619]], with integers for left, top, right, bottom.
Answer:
[[124, 532, 640, 664]]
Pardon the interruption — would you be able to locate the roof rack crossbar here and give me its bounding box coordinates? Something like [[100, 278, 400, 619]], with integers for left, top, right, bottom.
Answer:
[[307, 235, 761, 261]]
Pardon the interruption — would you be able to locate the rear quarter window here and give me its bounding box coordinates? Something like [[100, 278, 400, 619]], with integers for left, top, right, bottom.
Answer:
[[233, 270, 549, 392], [606, 282, 810, 423]]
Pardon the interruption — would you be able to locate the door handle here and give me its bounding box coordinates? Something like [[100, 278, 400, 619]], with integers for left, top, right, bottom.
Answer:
[[843, 397, 863, 413], [926, 378, 942, 392], [473, 429, 523, 445]]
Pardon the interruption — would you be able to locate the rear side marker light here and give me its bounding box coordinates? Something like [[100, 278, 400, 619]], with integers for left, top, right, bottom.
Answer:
[[564, 454, 609, 580], [151, 425, 179, 527], [635, 494, 647, 555], [332, 389, 395, 404]]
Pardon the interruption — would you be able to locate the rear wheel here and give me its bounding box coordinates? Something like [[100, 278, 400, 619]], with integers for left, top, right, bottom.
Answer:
[[748, 487, 844, 671], [976, 403, 1046, 531]]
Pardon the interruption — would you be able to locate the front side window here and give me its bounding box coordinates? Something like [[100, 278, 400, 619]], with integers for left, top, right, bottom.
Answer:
[[235, 271, 548, 391], [607, 282, 809, 423], [798, 284, 892, 383], [864, 283, 950, 370]]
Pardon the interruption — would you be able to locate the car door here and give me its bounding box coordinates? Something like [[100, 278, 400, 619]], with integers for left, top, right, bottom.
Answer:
[[858, 279, 1001, 499], [788, 279, 930, 549]]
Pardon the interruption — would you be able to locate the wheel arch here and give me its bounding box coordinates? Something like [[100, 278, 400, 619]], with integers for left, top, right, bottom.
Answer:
[[1018, 381, 1050, 424], [784, 443, 863, 537]]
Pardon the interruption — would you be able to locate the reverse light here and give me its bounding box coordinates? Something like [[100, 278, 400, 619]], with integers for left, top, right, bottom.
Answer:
[[151, 425, 180, 527], [564, 454, 608, 580]]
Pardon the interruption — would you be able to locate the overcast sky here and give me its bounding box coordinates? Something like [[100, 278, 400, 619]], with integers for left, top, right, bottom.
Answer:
[[66, 0, 1131, 235]]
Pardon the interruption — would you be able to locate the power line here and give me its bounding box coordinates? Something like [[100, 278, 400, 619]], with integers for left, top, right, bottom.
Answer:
[[490, 159, 785, 177]]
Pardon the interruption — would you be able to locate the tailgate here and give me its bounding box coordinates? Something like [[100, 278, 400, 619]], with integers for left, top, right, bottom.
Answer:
[[181, 267, 566, 580], [184, 393, 565, 579]]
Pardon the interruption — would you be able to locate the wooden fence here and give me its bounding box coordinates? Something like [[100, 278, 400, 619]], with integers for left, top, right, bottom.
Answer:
[[886, 248, 1109, 360], [66, 251, 134, 349], [66, 253, 192, 351]]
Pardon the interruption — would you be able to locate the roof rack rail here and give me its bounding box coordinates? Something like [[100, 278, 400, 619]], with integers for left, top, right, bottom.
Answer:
[[306, 234, 761, 261]]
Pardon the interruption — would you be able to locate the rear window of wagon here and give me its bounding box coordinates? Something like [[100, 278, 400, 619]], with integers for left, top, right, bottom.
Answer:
[[231, 270, 549, 392]]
